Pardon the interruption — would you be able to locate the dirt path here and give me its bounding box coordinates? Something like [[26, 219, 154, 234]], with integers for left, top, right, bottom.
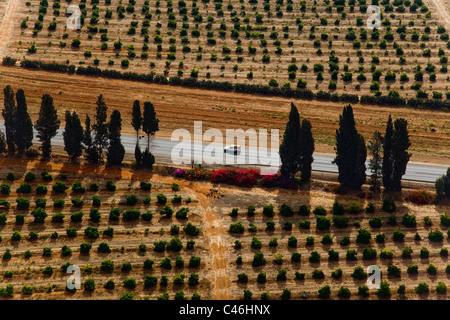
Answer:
[[192, 188, 229, 299], [428, 0, 450, 28], [0, 0, 17, 56]]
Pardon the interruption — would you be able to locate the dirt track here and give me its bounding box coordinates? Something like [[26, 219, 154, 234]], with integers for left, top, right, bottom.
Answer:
[[427, 0, 450, 29], [0, 0, 17, 56]]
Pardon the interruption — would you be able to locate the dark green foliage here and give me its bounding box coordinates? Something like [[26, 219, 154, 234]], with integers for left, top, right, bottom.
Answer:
[[391, 230, 406, 242], [160, 257, 172, 269], [382, 199, 397, 212], [377, 281, 391, 298], [142, 101, 159, 150], [97, 242, 111, 253], [35, 184, 47, 195], [14, 89, 33, 153], [298, 205, 310, 215], [368, 130, 383, 192], [31, 207, 47, 223], [61, 245, 72, 256], [415, 282, 429, 294], [362, 247, 377, 260], [229, 222, 244, 234], [103, 227, 114, 237], [387, 265, 401, 277], [52, 181, 68, 193], [123, 209, 141, 221], [63, 111, 84, 161], [70, 211, 84, 222], [66, 228, 77, 237], [141, 211, 153, 221], [262, 204, 274, 217], [167, 237, 183, 252], [280, 203, 294, 216], [16, 197, 30, 210], [107, 110, 125, 165], [91, 195, 100, 206], [428, 230, 444, 242], [332, 216, 348, 228], [3, 85, 16, 153], [316, 216, 331, 230], [156, 193, 167, 204], [318, 285, 331, 299], [332, 200, 344, 215], [309, 251, 321, 263], [356, 229, 372, 244], [279, 102, 301, 179], [351, 266, 367, 279], [176, 207, 189, 219], [252, 252, 266, 267], [84, 226, 99, 238], [17, 183, 32, 194], [313, 206, 326, 215], [109, 208, 121, 221], [123, 278, 136, 289], [35, 94, 60, 158], [333, 105, 367, 189], [80, 243, 92, 254], [93, 95, 109, 163], [184, 223, 200, 236], [71, 181, 85, 194]]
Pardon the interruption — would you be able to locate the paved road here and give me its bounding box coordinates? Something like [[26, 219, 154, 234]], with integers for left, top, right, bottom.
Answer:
[[1, 123, 447, 183]]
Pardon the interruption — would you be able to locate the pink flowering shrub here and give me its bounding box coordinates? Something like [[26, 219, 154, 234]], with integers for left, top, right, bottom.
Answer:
[[407, 189, 435, 205], [211, 169, 260, 187]]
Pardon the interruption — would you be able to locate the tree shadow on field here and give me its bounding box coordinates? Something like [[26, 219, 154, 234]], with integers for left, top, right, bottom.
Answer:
[[0, 155, 28, 180]]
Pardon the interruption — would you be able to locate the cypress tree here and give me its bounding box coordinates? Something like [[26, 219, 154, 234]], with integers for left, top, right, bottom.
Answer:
[[391, 118, 411, 191], [83, 115, 99, 164], [279, 102, 302, 179], [35, 94, 60, 158], [107, 110, 125, 166], [142, 148, 155, 169], [299, 118, 315, 182], [142, 101, 159, 149], [368, 130, 383, 192], [15, 89, 33, 153], [131, 100, 142, 144], [63, 111, 84, 161], [93, 95, 109, 163], [333, 104, 366, 189], [382, 115, 393, 190], [2, 85, 16, 153], [0, 129, 6, 153]]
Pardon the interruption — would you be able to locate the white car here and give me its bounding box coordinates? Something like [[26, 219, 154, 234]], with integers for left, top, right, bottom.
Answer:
[[224, 145, 241, 155]]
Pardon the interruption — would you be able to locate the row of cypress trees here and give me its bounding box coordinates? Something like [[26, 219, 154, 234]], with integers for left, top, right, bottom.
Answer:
[[279, 102, 315, 182], [279, 102, 411, 191], [2, 86, 159, 167], [334, 105, 411, 191]]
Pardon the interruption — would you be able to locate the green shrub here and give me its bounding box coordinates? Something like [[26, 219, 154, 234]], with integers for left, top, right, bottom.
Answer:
[[332, 200, 344, 215], [365, 202, 375, 213], [109, 208, 121, 221], [71, 198, 84, 207], [52, 181, 68, 193], [89, 208, 101, 222], [80, 243, 92, 254], [415, 282, 429, 294], [24, 172, 36, 182], [167, 237, 183, 252], [100, 260, 114, 272], [362, 247, 377, 260], [156, 193, 167, 204], [84, 226, 99, 239], [369, 217, 382, 228], [351, 266, 367, 280], [70, 211, 84, 222], [52, 212, 65, 223], [53, 199, 65, 208], [309, 251, 321, 263], [316, 216, 331, 230], [393, 230, 406, 242], [105, 181, 116, 191], [160, 205, 174, 217], [17, 183, 32, 194], [333, 216, 348, 228], [97, 242, 111, 253], [71, 181, 85, 193], [402, 213, 417, 227], [61, 245, 72, 256], [252, 252, 266, 267], [280, 203, 294, 216], [356, 229, 372, 244], [318, 285, 331, 299], [160, 257, 172, 269], [103, 227, 114, 237], [263, 204, 274, 217], [298, 205, 310, 215], [66, 228, 77, 237], [313, 206, 327, 215], [31, 207, 47, 223], [123, 278, 136, 289], [125, 195, 138, 205], [420, 247, 430, 258], [140, 181, 152, 190], [387, 265, 401, 277], [377, 281, 391, 298], [382, 199, 396, 212], [428, 230, 444, 242], [0, 183, 10, 195], [184, 223, 200, 236], [348, 201, 361, 214], [123, 209, 141, 221]]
